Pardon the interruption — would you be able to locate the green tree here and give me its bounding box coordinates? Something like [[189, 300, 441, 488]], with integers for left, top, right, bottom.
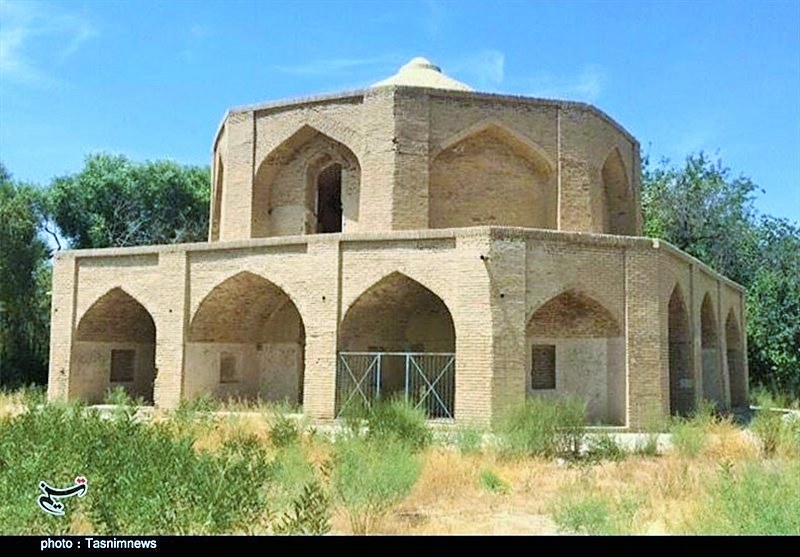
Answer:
[[48, 153, 210, 249], [642, 152, 760, 285], [0, 164, 50, 386], [642, 153, 800, 397]]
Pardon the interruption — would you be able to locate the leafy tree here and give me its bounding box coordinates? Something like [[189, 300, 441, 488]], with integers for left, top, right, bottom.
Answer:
[[48, 153, 210, 249], [642, 152, 760, 285], [642, 153, 800, 397], [0, 164, 50, 385]]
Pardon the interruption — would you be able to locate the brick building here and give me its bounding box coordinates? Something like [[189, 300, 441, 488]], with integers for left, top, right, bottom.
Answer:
[[47, 58, 748, 428]]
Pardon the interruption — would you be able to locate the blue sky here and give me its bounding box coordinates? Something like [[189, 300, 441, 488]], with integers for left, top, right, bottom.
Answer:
[[1, 0, 798, 222]]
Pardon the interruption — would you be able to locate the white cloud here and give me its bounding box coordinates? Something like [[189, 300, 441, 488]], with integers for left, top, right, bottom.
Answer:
[[527, 65, 607, 103], [0, 0, 96, 86]]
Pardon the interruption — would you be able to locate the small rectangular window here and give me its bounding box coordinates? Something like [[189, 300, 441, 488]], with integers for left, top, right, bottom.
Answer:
[[531, 345, 556, 390], [219, 352, 239, 384], [110, 349, 135, 382]]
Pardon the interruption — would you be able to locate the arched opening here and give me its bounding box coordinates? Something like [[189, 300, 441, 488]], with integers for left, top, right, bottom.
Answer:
[[701, 294, 725, 409], [186, 272, 305, 405], [429, 124, 555, 229], [668, 285, 694, 416], [526, 290, 624, 424], [71, 288, 156, 404], [601, 148, 636, 235], [253, 125, 360, 237], [211, 159, 223, 241], [337, 273, 455, 418], [726, 310, 747, 408], [315, 163, 342, 233]]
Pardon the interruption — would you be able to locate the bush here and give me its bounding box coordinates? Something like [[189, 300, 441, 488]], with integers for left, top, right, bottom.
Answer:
[[0, 400, 271, 534], [274, 478, 331, 535], [552, 492, 643, 535], [494, 397, 586, 459], [269, 413, 301, 448], [479, 469, 509, 494], [750, 393, 800, 458], [669, 402, 716, 457], [452, 424, 484, 455], [332, 435, 421, 534], [585, 434, 626, 462], [366, 398, 431, 451], [690, 461, 800, 534]]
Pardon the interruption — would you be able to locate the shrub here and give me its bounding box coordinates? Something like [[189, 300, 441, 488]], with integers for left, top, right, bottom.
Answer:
[[479, 469, 509, 494], [332, 435, 421, 534], [269, 414, 301, 448], [632, 433, 660, 457], [494, 397, 586, 459], [0, 400, 271, 534], [585, 433, 626, 462], [366, 398, 431, 451], [274, 478, 331, 535], [452, 424, 484, 455], [690, 461, 800, 534], [669, 403, 716, 457], [552, 492, 643, 535], [750, 393, 800, 458]]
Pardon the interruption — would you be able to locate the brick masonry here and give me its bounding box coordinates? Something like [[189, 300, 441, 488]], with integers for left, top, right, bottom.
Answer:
[[47, 84, 747, 429]]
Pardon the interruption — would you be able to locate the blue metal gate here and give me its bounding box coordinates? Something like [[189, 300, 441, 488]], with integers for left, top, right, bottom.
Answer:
[[336, 352, 455, 419]]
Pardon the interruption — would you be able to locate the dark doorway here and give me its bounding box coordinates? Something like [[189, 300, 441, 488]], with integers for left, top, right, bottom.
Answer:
[[316, 164, 342, 233]]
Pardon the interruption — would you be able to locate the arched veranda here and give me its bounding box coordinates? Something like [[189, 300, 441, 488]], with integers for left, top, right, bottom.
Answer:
[[525, 290, 625, 425], [337, 272, 456, 418], [186, 272, 305, 405], [70, 288, 156, 404]]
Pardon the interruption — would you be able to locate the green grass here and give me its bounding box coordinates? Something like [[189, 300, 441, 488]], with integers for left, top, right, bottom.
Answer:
[[552, 491, 644, 535], [494, 397, 586, 459], [690, 461, 800, 534], [479, 469, 509, 494], [0, 401, 271, 534]]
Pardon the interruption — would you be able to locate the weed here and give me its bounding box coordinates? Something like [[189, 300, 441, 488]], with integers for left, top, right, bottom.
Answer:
[[585, 434, 626, 462], [750, 392, 800, 458], [366, 398, 431, 451], [269, 414, 301, 448], [274, 478, 331, 535], [452, 424, 484, 455], [332, 435, 421, 534], [479, 469, 509, 494], [494, 397, 586, 459]]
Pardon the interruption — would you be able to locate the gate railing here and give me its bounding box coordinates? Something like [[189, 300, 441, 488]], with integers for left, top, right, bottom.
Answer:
[[336, 352, 455, 419]]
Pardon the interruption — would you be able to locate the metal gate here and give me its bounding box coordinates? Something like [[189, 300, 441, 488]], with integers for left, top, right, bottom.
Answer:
[[336, 352, 455, 419]]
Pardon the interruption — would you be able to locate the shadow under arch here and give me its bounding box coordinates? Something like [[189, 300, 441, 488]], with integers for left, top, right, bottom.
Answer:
[[186, 271, 306, 406], [253, 124, 361, 237], [429, 121, 556, 230], [71, 287, 156, 404], [525, 289, 625, 425]]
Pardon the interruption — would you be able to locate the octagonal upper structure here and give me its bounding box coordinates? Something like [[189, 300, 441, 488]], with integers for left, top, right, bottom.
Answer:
[[210, 59, 642, 241]]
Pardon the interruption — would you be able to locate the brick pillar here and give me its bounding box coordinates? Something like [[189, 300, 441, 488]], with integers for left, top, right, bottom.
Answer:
[[301, 238, 340, 419], [488, 232, 527, 419], [221, 111, 255, 241], [359, 88, 395, 232], [47, 254, 77, 402], [625, 246, 668, 429], [152, 251, 188, 409], [453, 232, 495, 424], [392, 89, 430, 230], [559, 107, 599, 233]]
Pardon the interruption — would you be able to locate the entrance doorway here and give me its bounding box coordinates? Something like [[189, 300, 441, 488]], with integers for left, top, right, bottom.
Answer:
[[316, 164, 342, 233]]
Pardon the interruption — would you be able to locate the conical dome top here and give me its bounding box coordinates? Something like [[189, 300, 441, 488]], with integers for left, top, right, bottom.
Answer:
[[372, 57, 473, 91]]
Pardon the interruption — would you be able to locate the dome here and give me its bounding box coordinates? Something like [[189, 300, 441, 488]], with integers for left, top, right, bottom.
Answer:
[[372, 57, 473, 91]]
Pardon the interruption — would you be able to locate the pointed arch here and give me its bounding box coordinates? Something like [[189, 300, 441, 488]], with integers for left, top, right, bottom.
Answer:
[[527, 290, 620, 338], [339, 271, 455, 353], [525, 289, 624, 425], [725, 309, 746, 408], [430, 121, 556, 230], [253, 125, 361, 237], [668, 284, 694, 416], [601, 147, 636, 235], [186, 271, 306, 404], [700, 293, 724, 408], [71, 288, 156, 404]]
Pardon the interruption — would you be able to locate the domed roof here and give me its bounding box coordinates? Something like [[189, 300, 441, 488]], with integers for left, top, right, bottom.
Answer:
[[372, 57, 473, 91]]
